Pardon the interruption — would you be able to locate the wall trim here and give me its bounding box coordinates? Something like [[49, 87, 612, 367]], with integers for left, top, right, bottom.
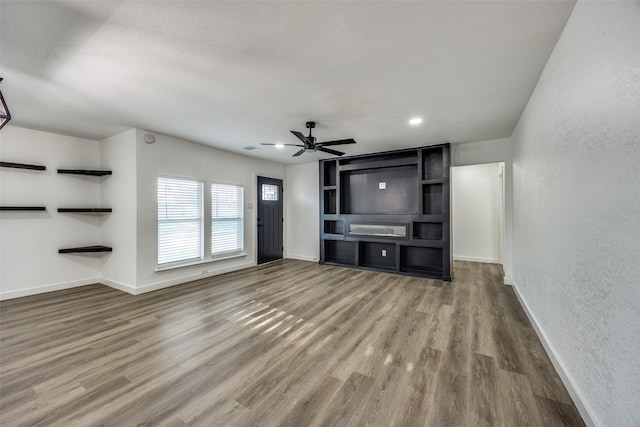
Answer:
[[511, 281, 600, 427], [136, 261, 256, 295], [503, 276, 513, 286], [286, 254, 318, 262], [0, 277, 101, 301], [99, 277, 137, 295], [453, 255, 501, 264]]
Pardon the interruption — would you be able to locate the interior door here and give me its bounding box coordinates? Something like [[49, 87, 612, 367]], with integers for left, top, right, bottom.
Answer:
[[257, 176, 283, 264]]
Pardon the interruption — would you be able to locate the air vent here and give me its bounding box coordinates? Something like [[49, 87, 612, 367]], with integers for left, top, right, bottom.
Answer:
[[243, 146, 260, 151]]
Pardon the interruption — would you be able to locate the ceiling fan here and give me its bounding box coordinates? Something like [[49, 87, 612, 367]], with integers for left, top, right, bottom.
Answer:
[[262, 121, 356, 157]]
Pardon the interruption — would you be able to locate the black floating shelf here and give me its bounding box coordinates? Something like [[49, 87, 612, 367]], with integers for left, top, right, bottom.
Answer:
[[0, 206, 46, 211], [59, 245, 112, 254], [58, 208, 112, 213], [57, 169, 112, 176], [1, 161, 46, 171]]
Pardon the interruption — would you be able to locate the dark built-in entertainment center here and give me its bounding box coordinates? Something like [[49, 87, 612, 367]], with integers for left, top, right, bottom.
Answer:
[[319, 143, 451, 280]]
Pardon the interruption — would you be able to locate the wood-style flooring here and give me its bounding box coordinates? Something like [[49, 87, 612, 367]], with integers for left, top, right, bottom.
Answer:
[[0, 260, 584, 426]]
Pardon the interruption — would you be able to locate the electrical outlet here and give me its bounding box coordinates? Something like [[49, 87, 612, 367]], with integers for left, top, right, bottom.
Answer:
[[382, 249, 387, 257]]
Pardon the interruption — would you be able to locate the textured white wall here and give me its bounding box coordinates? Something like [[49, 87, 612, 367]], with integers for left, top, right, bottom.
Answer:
[[511, 2, 640, 426], [285, 162, 319, 261], [134, 130, 286, 291], [0, 126, 102, 299], [452, 163, 503, 264], [99, 129, 138, 291]]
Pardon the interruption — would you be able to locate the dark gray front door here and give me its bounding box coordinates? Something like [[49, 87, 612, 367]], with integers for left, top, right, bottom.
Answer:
[[257, 176, 283, 264]]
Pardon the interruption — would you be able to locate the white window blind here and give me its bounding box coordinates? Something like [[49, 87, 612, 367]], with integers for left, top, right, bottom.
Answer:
[[157, 177, 203, 265], [212, 183, 244, 255]]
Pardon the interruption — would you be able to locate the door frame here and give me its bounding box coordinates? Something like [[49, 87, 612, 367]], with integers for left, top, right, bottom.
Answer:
[[253, 172, 286, 265]]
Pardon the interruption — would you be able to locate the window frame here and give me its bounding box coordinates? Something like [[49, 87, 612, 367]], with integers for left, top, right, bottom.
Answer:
[[156, 175, 205, 269], [211, 181, 245, 257]]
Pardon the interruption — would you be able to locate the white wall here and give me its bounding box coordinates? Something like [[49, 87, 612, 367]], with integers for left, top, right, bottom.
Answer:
[[134, 129, 286, 292], [452, 137, 511, 167], [452, 163, 503, 264], [452, 137, 513, 283], [0, 126, 102, 299], [100, 129, 138, 292], [285, 162, 319, 261], [511, 2, 640, 426]]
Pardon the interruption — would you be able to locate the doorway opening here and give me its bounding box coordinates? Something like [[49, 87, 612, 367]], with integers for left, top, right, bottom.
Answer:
[[451, 162, 505, 265]]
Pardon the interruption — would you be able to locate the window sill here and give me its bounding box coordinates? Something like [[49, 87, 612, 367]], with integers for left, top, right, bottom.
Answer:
[[155, 252, 247, 272]]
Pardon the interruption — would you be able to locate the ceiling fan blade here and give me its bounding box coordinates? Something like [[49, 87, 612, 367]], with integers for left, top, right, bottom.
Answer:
[[317, 138, 357, 147], [290, 130, 310, 144], [261, 143, 304, 146], [318, 147, 345, 156], [292, 148, 306, 157]]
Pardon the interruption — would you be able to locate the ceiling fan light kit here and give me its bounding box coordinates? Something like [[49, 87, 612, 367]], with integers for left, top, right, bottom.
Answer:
[[261, 121, 356, 157]]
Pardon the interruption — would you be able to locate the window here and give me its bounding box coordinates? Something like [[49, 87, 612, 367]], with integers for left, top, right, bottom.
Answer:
[[212, 183, 244, 255], [262, 183, 278, 201], [157, 177, 203, 265]]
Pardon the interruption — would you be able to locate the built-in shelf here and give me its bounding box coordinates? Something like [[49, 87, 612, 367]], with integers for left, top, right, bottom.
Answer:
[[0, 161, 46, 171], [324, 189, 337, 214], [58, 208, 112, 213], [324, 219, 344, 235], [57, 169, 112, 176], [339, 157, 418, 172], [0, 206, 46, 211], [320, 144, 451, 281], [421, 178, 444, 185], [59, 245, 112, 254]]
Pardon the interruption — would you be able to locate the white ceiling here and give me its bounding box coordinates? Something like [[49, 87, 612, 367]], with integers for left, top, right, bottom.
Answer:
[[0, 0, 575, 164]]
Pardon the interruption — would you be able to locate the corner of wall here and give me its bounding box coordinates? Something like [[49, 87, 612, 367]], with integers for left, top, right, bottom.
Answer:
[[511, 280, 599, 427]]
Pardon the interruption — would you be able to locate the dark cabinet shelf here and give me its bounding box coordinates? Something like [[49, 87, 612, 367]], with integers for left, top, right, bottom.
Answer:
[[323, 160, 337, 187], [324, 240, 356, 266], [323, 189, 337, 214], [59, 245, 112, 254], [58, 208, 112, 213], [413, 221, 443, 240], [0, 206, 46, 211], [1, 161, 46, 171], [324, 220, 344, 235], [358, 241, 396, 271], [320, 144, 451, 280], [57, 169, 112, 176]]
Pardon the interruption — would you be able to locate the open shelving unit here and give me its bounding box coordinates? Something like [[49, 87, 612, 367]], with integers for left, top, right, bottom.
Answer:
[[59, 245, 112, 254], [1, 161, 47, 212], [1, 161, 46, 171], [57, 167, 113, 255], [57, 169, 112, 176], [58, 208, 112, 213], [0, 206, 46, 211], [319, 143, 451, 280]]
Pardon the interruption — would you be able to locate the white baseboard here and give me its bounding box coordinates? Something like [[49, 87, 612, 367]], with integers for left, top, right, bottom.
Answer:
[[1, 263, 259, 300], [453, 255, 501, 264], [135, 261, 256, 295], [99, 277, 137, 295], [0, 277, 100, 301], [503, 276, 513, 286], [511, 282, 600, 427], [285, 254, 318, 262]]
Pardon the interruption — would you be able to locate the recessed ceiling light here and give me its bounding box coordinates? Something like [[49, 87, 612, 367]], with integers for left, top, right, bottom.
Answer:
[[409, 117, 423, 126], [275, 143, 285, 149]]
